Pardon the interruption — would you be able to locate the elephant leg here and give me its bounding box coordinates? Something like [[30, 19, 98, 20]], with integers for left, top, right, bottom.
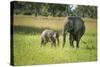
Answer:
[[76, 33, 81, 48], [50, 37, 56, 47], [51, 41, 56, 47], [63, 33, 66, 47], [52, 38, 56, 47], [53, 42, 56, 47], [69, 33, 74, 48], [43, 38, 47, 46], [40, 38, 44, 47], [76, 38, 80, 48], [44, 41, 47, 46], [57, 38, 59, 46], [76, 40, 79, 48]]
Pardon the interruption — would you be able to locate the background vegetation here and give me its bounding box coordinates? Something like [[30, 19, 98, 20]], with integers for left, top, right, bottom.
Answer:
[[13, 1, 97, 18]]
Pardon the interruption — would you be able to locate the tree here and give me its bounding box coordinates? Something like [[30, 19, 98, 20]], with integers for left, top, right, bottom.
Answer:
[[73, 5, 97, 18], [34, 3, 41, 16], [13, 1, 97, 18]]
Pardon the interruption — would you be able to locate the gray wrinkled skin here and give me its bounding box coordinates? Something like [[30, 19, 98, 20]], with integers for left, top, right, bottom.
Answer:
[[41, 29, 59, 47], [63, 16, 85, 48]]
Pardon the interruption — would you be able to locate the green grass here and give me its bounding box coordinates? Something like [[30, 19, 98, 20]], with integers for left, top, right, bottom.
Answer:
[[13, 15, 97, 66]]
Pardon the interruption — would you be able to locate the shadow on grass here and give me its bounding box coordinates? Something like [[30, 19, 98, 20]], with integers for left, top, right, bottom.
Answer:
[[13, 25, 55, 35]]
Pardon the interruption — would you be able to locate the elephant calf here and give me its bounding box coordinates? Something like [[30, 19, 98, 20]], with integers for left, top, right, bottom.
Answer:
[[41, 29, 59, 47]]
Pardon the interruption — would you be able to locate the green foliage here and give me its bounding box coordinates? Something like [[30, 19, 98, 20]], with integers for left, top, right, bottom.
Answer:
[[74, 5, 97, 18], [12, 1, 97, 18]]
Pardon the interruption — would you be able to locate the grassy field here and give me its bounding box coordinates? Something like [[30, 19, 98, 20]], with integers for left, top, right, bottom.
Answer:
[[13, 15, 97, 66]]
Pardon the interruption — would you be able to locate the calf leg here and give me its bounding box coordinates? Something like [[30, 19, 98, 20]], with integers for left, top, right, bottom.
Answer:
[[41, 38, 47, 47], [51, 37, 56, 47], [41, 38, 44, 47], [53, 41, 56, 47], [56, 37, 59, 46], [52, 39, 56, 47]]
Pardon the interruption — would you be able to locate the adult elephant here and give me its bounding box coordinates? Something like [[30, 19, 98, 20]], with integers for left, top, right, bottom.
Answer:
[[63, 16, 85, 48]]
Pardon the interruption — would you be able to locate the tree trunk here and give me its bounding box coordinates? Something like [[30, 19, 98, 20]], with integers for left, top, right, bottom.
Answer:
[[34, 3, 39, 17]]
